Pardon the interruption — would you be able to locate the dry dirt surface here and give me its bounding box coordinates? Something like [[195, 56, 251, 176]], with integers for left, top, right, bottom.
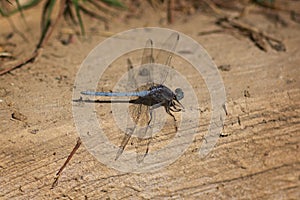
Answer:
[[0, 1, 300, 199]]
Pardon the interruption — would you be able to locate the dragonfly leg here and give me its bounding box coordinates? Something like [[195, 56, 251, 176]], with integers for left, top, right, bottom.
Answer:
[[169, 100, 183, 112], [165, 104, 178, 132]]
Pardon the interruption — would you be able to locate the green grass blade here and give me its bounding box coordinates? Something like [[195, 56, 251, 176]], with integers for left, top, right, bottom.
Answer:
[[15, 0, 25, 19], [72, 0, 85, 36], [41, 0, 56, 33], [64, 2, 77, 25], [100, 0, 126, 9]]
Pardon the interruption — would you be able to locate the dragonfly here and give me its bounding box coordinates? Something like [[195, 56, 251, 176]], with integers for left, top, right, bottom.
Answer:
[[81, 33, 184, 162]]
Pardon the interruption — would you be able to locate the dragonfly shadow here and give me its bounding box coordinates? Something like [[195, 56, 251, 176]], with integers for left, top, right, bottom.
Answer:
[[73, 97, 129, 104], [73, 97, 153, 106]]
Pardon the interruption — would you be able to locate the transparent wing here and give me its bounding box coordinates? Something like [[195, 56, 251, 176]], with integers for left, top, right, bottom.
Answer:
[[155, 32, 179, 84], [115, 39, 155, 160], [137, 39, 154, 87], [126, 58, 137, 91], [129, 84, 151, 133], [115, 59, 137, 160], [115, 100, 150, 161], [131, 39, 156, 161], [135, 109, 155, 163], [115, 95, 152, 161], [125, 39, 154, 91], [141, 39, 154, 65]]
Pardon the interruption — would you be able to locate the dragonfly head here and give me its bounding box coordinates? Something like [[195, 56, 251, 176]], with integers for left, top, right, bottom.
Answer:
[[175, 88, 184, 101], [171, 88, 184, 112]]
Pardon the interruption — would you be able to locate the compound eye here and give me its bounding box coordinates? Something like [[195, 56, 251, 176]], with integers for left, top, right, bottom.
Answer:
[[175, 88, 184, 100]]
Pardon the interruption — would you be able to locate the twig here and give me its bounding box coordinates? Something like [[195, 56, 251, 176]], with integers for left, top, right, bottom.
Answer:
[[51, 137, 82, 188], [227, 17, 282, 43], [0, 50, 38, 75], [198, 29, 224, 36], [167, 0, 174, 24], [219, 17, 286, 51], [202, 0, 229, 17], [202, 0, 286, 52], [253, 0, 290, 13]]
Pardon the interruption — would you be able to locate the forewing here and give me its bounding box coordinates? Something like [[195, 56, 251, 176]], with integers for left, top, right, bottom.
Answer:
[[155, 32, 179, 84], [137, 39, 154, 87], [126, 58, 137, 91], [141, 39, 154, 65]]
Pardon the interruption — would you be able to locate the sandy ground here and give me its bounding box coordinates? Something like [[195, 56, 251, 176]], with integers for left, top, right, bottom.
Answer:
[[0, 1, 299, 199]]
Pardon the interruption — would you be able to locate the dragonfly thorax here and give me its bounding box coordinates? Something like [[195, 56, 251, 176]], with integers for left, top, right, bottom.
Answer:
[[148, 85, 183, 104], [148, 85, 175, 102]]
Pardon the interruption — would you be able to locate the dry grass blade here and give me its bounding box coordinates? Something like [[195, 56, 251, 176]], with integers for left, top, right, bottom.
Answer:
[[167, 0, 174, 24], [0, 0, 66, 75], [88, 0, 121, 16], [79, 4, 108, 24], [0, 0, 41, 17], [64, 0, 77, 25]]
